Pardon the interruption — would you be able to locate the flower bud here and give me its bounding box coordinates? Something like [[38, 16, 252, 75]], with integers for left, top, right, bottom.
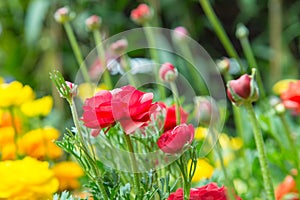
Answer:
[[236, 23, 249, 39], [130, 4, 153, 25], [85, 15, 102, 31], [159, 63, 178, 82], [216, 57, 230, 74], [194, 96, 220, 126], [59, 81, 78, 99], [54, 7, 74, 24], [227, 73, 259, 106], [65, 81, 78, 98], [110, 39, 128, 55], [172, 26, 189, 43]]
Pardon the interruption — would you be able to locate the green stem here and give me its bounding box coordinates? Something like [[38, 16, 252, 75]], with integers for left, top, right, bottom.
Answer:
[[199, 0, 244, 73], [178, 155, 190, 200], [69, 99, 109, 200], [8, 107, 19, 157], [269, 0, 282, 86], [93, 30, 113, 90], [63, 22, 90, 83], [143, 25, 166, 99], [278, 114, 300, 192], [120, 55, 137, 87], [124, 134, 141, 197], [244, 103, 274, 200], [170, 82, 181, 125], [211, 129, 236, 200], [237, 30, 266, 99], [177, 42, 208, 95]]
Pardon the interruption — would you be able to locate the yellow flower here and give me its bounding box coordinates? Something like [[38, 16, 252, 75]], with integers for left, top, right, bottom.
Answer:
[[0, 157, 59, 199], [0, 111, 23, 133], [52, 161, 84, 191], [272, 79, 297, 95], [0, 77, 4, 84], [189, 159, 214, 183], [18, 127, 63, 159], [0, 81, 35, 108], [78, 83, 108, 102], [21, 96, 53, 117], [194, 127, 208, 140]]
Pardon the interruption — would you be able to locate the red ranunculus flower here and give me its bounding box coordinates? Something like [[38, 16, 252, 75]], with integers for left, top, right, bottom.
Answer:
[[81, 86, 154, 136], [280, 80, 300, 115], [81, 90, 115, 131], [157, 124, 194, 154], [111, 85, 154, 134], [168, 183, 242, 200]]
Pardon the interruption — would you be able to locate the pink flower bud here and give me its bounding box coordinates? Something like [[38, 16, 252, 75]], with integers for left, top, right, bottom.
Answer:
[[130, 4, 152, 25], [227, 74, 259, 106], [159, 63, 178, 82], [85, 15, 102, 31], [54, 7, 73, 24], [173, 26, 189, 43], [110, 39, 128, 55]]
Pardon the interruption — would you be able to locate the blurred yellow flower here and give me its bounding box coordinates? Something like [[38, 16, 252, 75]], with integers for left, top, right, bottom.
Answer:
[[272, 79, 297, 95], [21, 96, 53, 117], [219, 134, 243, 150], [78, 83, 107, 102], [0, 77, 4, 84], [189, 159, 214, 183], [18, 127, 63, 159], [0, 81, 35, 108], [0, 126, 16, 160], [0, 157, 59, 199], [52, 161, 84, 191], [194, 127, 207, 140]]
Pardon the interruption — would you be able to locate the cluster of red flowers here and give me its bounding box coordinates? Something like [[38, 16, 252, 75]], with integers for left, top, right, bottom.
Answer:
[[81, 85, 194, 154]]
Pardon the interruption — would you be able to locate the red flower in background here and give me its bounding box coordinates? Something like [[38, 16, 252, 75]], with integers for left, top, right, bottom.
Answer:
[[152, 102, 188, 132], [157, 124, 194, 154], [280, 80, 300, 115], [81, 86, 154, 135], [275, 174, 299, 200], [168, 182, 242, 200]]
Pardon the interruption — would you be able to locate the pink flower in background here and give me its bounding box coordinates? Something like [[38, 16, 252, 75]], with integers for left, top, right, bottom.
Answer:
[[157, 124, 194, 154], [280, 80, 300, 115], [159, 63, 178, 82], [130, 4, 152, 25]]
